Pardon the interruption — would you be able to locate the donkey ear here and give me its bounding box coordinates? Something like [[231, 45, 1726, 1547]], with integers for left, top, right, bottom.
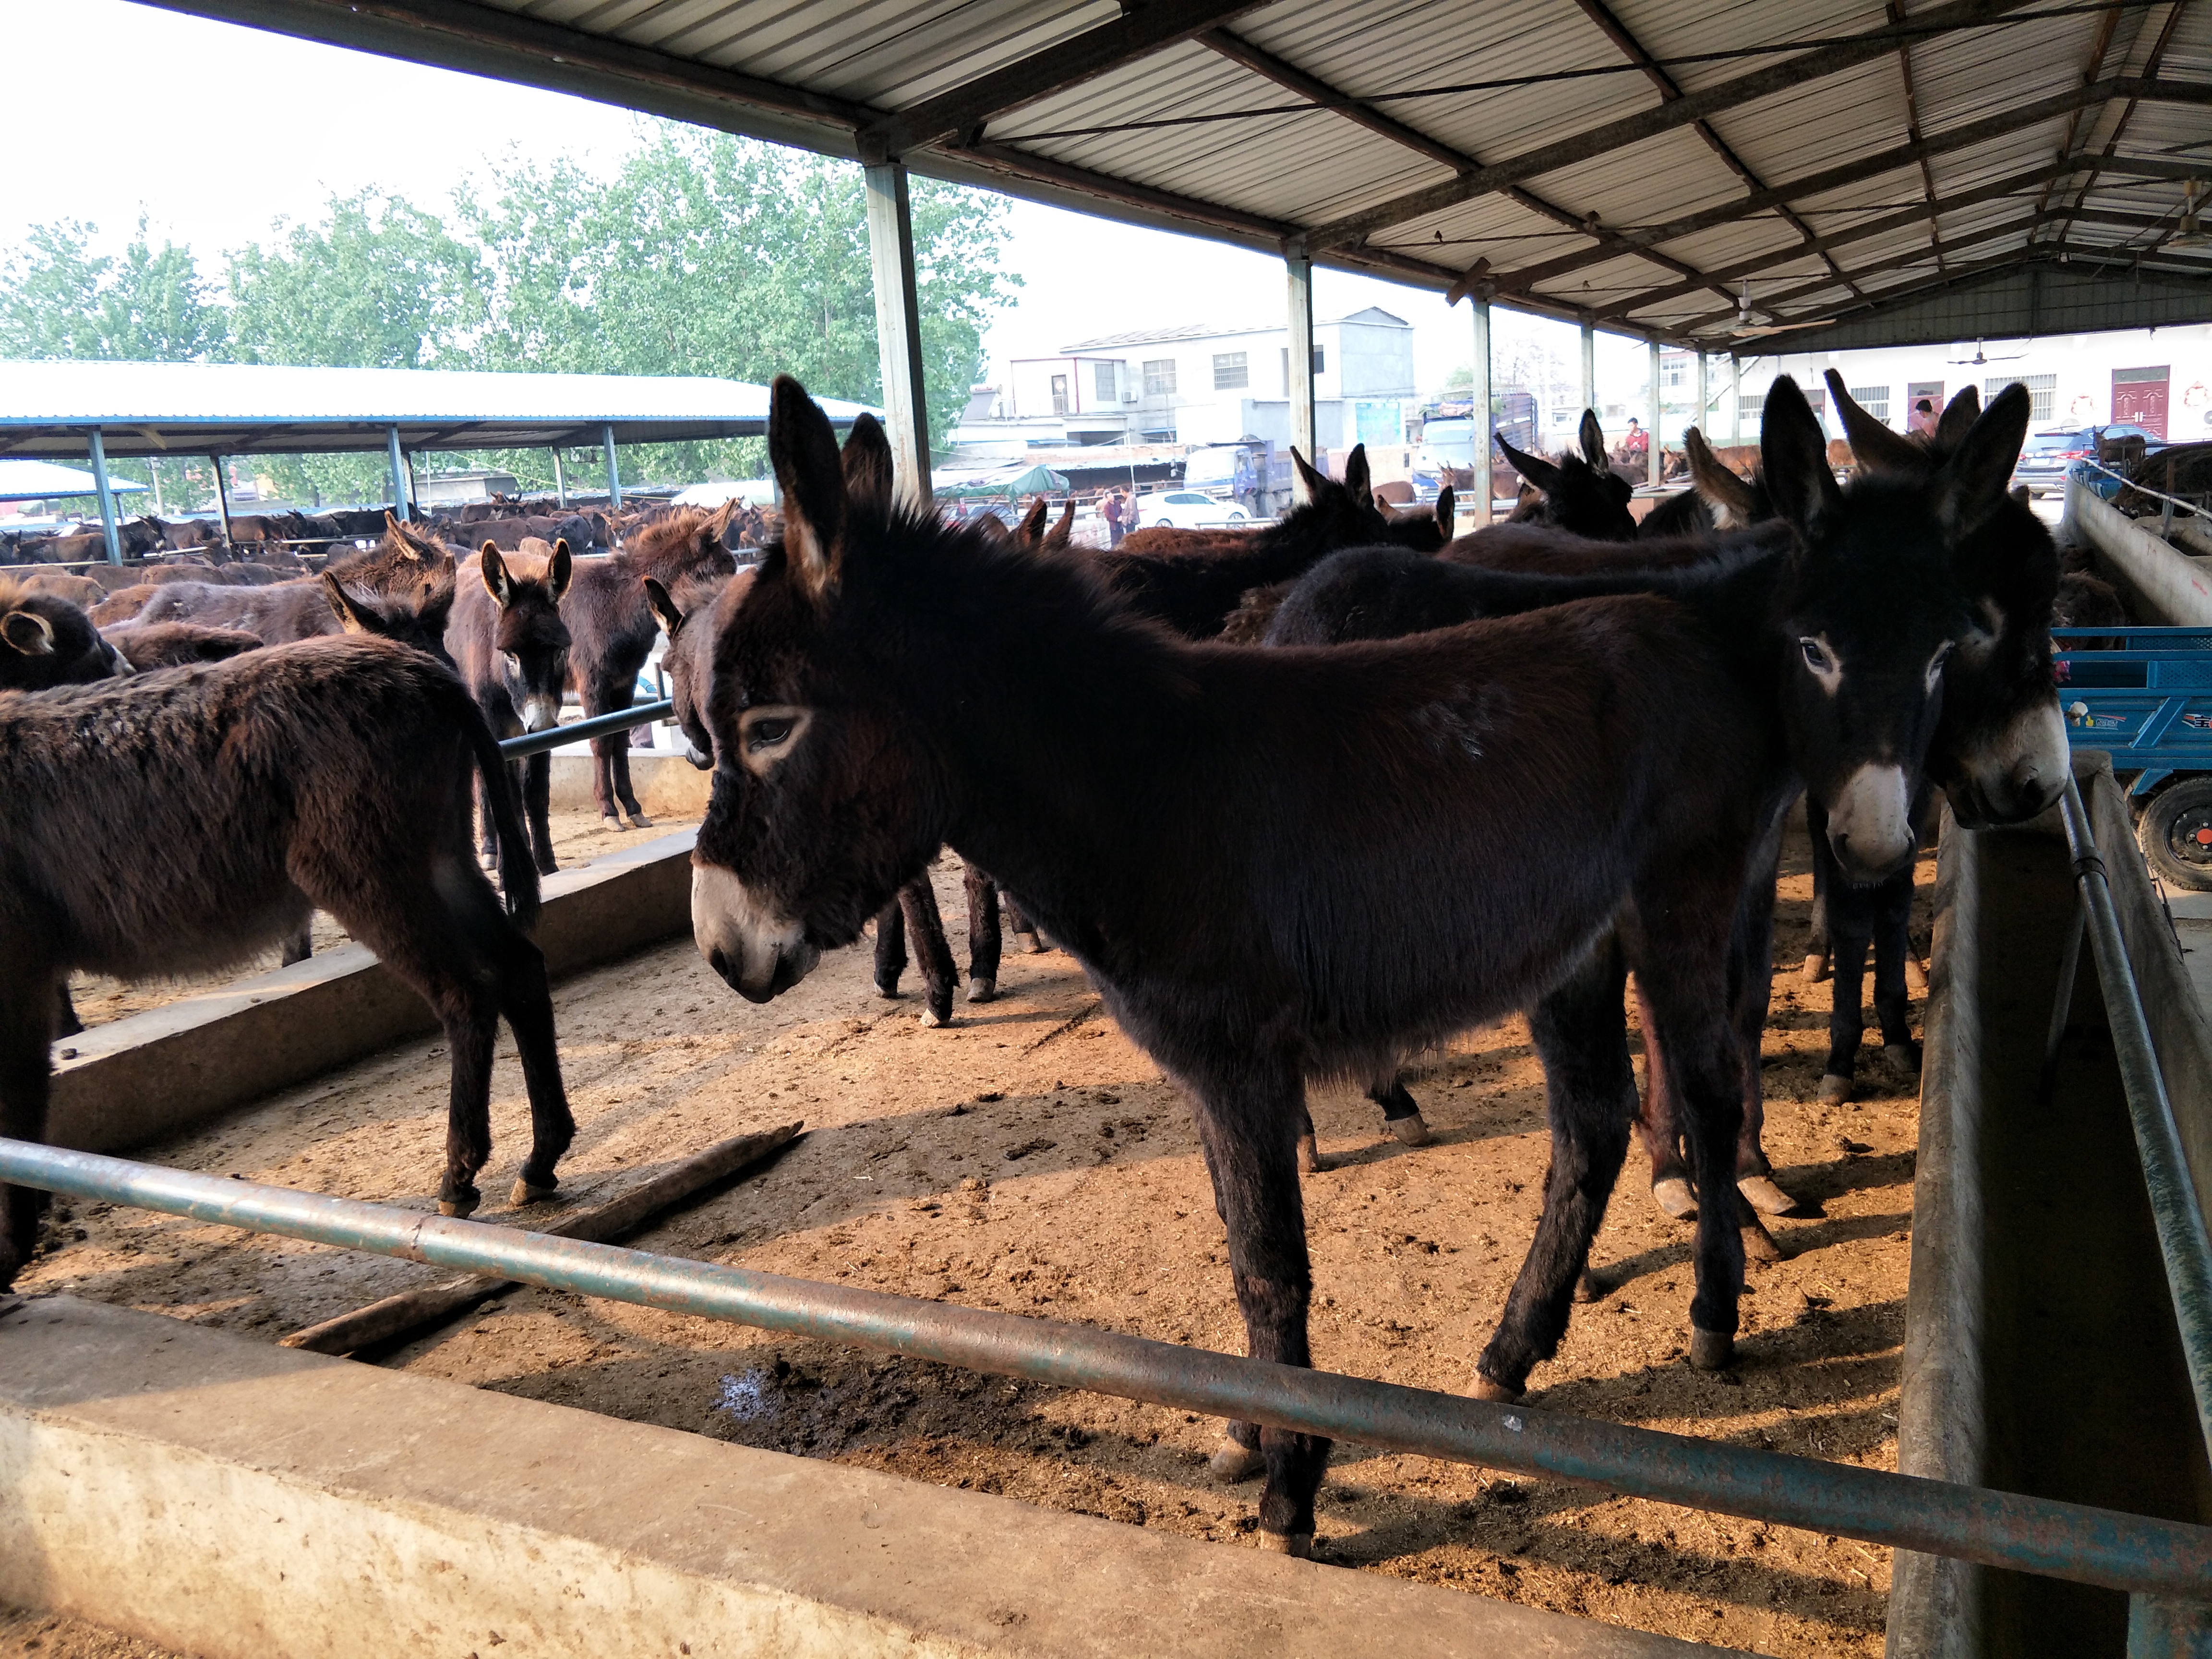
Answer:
[[320, 572, 377, 635], [1434, 485, 1455, 539], [770, 375, 848, 601], [704, 497, 739, 541], [1289, 446, 1327, 502], [1935, 382, 2031, 537], [1495, 432, 1559, 493], [1824, 368, 1923, 475], [644, 575, 684, 638], [1343, 445, 1371, 504], [1684, 427, 1760, 528], [1579, 410, 1608, 471], [1759, 375, 1841, 531], [838, 412, 895, 523], [1047, 499, 1077, 550], [480, 543, 515, 609], [1935, 385, 1983, 454], [547, 539, 574, 602], [2, 609, 55, 656], [1018, 495, 1049, 545]]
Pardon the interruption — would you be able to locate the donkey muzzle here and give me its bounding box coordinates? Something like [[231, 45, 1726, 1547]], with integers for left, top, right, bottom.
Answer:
[[692, 864, 819, 1003], [1950, 700, 2067, 828], [519, 695, 562, 733], [1826, 762, 1917, 882]]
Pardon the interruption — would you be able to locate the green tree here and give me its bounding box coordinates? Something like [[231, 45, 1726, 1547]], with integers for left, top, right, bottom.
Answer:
[[0, 216, 227, 362]]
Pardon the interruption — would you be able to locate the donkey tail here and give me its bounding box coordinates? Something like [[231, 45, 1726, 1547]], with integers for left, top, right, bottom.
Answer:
[[443, 674, 541, 929]]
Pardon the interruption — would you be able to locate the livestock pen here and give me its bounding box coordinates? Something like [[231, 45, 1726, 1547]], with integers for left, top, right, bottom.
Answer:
[[5, 2, 2212, 1656]]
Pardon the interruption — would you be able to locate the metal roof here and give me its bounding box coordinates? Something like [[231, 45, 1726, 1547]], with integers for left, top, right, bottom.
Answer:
[[148, 0, 2212, 349], [0, 360, 876, 460], [1059, 307, 1409, 351], [0, 459, 147, 502]]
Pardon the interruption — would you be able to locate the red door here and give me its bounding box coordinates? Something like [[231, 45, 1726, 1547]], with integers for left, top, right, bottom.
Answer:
[[2112, 367, 2169, 438]]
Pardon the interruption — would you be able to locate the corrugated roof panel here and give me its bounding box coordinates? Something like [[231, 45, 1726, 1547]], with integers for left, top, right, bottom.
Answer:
[[1701, 59, 1908, 183], [1901, 11, 2095, 135], [1610, 0, 1886, 97], [1515, 128, 1752, 235], [1656, 219, 1810, 276]]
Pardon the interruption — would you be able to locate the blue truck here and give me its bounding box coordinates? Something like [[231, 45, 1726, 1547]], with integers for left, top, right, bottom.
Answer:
[[2054, 625, 2212, 890]]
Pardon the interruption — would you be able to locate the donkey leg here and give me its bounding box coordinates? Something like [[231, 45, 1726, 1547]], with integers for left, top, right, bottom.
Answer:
[[613, 737, 649, 828], [51, 983, 82, 1041], [279, 917, 314, 967], [478, 768, 501, 866], [1631, 979, 1695, 1219], [1479, 939, 1636, 1399], [899, 877, 957, 1028], [1872, 870, 1920, 1076], [872, 897, 908, 998], [1368, 1074, 1433, 1146], [0, 970, 57, 1289], [1191, 1071, 1327, 1551], [1729, 839, 1797, 1222], [1803, 797, 1833, 982], [963, 864, 1002, 1003], [1003, 892, 1047, 953], [590, 731, 622, 829], [493, 931, 575, 1202], [526, 752, 557, 876], [1820, 900, 1873, 1103]]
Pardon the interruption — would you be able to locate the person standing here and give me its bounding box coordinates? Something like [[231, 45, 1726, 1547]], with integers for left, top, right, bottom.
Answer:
[[1101, 487, 1125, 547]]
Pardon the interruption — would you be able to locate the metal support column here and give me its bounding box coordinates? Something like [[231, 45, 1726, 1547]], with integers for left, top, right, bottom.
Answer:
[[1696, 352, 1710, 440], [552, 449, 568, 510], [87, 427, 120, 563], [604, 425, 622, 511], [211, 457, 233, 547], [1580, 318, 1597, 417], [1287, 247, 1317, 487], [1647, 339, 1663, 487], [1731, 354, 1743, 445], [1469, 290, 1493, 526], [862, 159, 933, 505], [386, 427, 409, 520]]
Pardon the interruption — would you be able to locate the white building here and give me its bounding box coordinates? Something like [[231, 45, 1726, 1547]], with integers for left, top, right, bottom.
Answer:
[[957, 309, 1417, 454]]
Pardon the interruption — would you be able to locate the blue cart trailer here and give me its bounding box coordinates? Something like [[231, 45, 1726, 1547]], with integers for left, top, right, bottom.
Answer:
[[2054, 625, 2212, 889]]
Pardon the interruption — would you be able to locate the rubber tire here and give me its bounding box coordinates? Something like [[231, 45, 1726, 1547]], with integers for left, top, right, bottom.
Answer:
[[2137, 779, 2212, 892]]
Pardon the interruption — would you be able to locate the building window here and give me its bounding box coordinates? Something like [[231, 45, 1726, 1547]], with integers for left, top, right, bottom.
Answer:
[[1094, 361, 1117, 402], [1143, 359, 1177, 397], [1849, 385, 1889, 423], [1989, 373, 2056, 425], [1050, 374, 1069, 416], [1214, 352, 1249, 391]]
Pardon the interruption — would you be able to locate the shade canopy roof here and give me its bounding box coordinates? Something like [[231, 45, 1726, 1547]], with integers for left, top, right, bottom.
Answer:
[[0, 360, 877, 460], [0, 459, 148, 503], [147, 0, 2212, 349]]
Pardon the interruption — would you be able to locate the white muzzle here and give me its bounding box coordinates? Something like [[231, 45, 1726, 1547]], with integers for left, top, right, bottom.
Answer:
[[519, 695, 561, 733], [693, 864, 819, 1003], [1826, 763, 1916, 881]]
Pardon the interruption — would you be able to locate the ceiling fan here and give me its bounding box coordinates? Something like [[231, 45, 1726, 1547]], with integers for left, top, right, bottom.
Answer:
[[1724, 279, 1835, 338], [2168, 180, 2210, 250], [1949, 338, 2027, 366]]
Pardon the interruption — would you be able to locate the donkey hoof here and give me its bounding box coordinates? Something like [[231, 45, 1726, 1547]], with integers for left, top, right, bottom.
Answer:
[[1736, 1174, 1796, 1216], [438, 1191, 481, 1220], [1882, 1042, 1922, 1076], [1258, 1531, 1313, 1558], [1210, 1436, 1265, 1483], [1818, 1072, 1852, 1103], [1471, 1373, 1524, 1404], [966, 976, 997, 1004], [919, 1006, 951, 1029], [1296, 1134, 1335, 1175], [1572, 1268, 1601, 1304], [1740, 1216, 1786, 1264], [601, 815, 624, 831], [628, 813, 653, 830], [1023, 937, 1048, 955], [1651, 1176, 1697, 1219], [509, 1177, 560, 1206], [1802, 952, 1830, 983], [1389, 1111, 1435, 1148], [1689, 1327, 1735, 1370]]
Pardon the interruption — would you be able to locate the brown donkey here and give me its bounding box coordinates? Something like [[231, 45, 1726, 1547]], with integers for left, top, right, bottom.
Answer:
[[0, 635, 574, 1286], [447, 540, 575, 874]]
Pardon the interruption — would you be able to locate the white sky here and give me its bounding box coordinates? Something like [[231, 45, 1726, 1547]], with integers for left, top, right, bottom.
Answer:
[[0, 0, 1619, 404]]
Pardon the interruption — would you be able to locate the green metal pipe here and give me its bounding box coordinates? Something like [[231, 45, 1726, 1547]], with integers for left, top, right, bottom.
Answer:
[[2057, 775, 2212, 1467], [3, 1138, 2210, 1597]]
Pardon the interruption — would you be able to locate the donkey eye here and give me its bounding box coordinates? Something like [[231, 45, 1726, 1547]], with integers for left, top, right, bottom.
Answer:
[[747, 718, 793, 749], [1799, 638, 1831, 673]]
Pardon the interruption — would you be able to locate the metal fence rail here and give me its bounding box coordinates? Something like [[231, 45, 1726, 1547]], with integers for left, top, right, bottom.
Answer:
[[2, 1137, 2209, 1602], [497, 700, 674, 760]]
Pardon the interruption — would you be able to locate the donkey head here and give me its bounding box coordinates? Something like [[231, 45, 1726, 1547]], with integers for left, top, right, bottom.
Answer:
[[1286, 445, 1401, 547], [323, 570, 458, 667], [644, 569, 739, 771], [1759, 375, 1992, 882], [1496, 415, 1635, 541], [1824, 373, 2061, 827], [0, 583, 127, 688], [479, 539, 573, 733], [1683, 428, 1768, 529], [1381, 486, 1455, 553], [689, 397, 977, 1000]]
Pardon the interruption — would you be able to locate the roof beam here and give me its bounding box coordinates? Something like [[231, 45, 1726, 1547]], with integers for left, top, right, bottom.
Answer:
[[860, 2, 1267, 160], [1481, 78, 2212, 296], [1304, 0, 2043, 252], [1883, 0, 1948, 275], [2093, 156, 2212, 183], [2038, 1, 2187, 252], [1195, 26, 1735, 306], [1570, 0, 1862, 299]]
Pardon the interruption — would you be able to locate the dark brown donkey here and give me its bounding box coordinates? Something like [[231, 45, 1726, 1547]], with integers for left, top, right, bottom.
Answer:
[[561, 500, 738, 830], [0, 635, 575, 1286], [447, 541, 574, 875], [686, 379, 1979, 1554]]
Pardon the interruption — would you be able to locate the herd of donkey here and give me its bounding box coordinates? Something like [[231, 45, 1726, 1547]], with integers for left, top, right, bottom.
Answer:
[[0, 364, 2132, 1555]]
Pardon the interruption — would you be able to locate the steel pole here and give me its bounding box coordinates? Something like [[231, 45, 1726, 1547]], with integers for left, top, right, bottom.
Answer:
[[1696, 351, 1710, 440], [86, 428, 121, 564], [604, 424, 622, 511], [1470, 291, 1493, 526], [1286, 248, 1317, 487], [1646, 338, 1663, 486], [552, 448, 568, 510], [387, 427, 409, 521], [862, 159, 933, 506], [210, 456, 234, 547], [2, 1138, 2210, 1599], [1580, 317, 1597, 417], [1731, 353, 1744, 445]]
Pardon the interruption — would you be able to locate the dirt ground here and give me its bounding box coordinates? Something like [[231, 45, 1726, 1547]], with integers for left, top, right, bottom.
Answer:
[[22, 825, 1934, 1658], [0, 1605, 184, 1659], [63, 805, 701, 1029]]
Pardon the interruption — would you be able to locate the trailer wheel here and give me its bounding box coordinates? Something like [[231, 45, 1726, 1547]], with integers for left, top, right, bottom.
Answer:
[[2138, 779, 2212, 892]]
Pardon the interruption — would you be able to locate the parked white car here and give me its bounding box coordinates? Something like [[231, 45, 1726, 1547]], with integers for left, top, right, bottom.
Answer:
[[1138, 490, 1250, 530]]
